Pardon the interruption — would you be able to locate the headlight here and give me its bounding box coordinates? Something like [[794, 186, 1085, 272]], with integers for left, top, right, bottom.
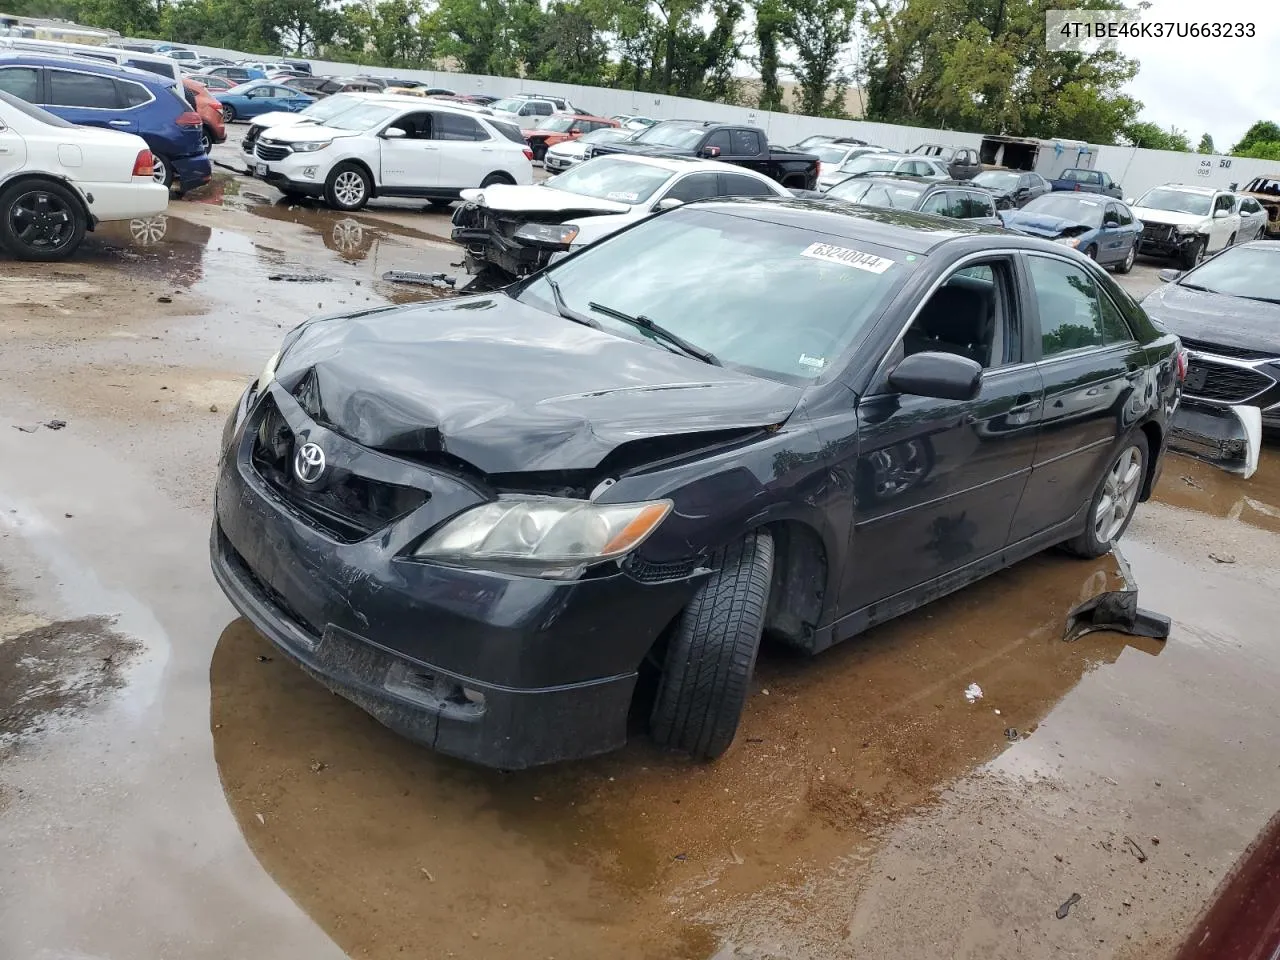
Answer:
[[512, 222, 580, 246], [290, 140, 332, 153], [1174, 223, 1201, 235], [1054, 236, 1081, 247], [258, 350, 280, 389], [414, 496, 672, 579]]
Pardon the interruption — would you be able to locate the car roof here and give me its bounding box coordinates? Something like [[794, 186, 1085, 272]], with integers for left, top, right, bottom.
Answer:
[[688, 198, 1003, 253], [0, 52, 171, 86], [368, 93, 507, 120], [591, 153, 768, 176], [1151, 183, 1220, 195]]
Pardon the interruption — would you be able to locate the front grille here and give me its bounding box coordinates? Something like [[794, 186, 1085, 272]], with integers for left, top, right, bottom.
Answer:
[[250, 397, 429, 543], [1142, 223, 1175, 243], [1179, 337, 1276, 362], [1184, 356, 1275, 403], [255, 141, 291, 162]]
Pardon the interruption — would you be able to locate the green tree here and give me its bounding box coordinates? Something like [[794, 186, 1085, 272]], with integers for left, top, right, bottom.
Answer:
[[1123, 121, 1190, 151], [1197, 132, 1214, 154], [753, 0, 786, 111], [431, 0, 544, 76], [861, 0, 1139, 143], [1231, 121, 1280, 155], [780, 0, 857, 117]]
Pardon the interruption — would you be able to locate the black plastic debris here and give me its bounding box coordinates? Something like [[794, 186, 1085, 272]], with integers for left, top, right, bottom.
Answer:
[[268, 274, 333, 283], [1056, 892, 1081, 919], [44, 419, 66, 431], [382, 270, 457, 289], [1063, 547, 1171, 643]]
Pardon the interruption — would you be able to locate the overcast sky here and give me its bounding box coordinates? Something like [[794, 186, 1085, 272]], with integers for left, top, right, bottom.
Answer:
[[1121, 0, 1276, 150]]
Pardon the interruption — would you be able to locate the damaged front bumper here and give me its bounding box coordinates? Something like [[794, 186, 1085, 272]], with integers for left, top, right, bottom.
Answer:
[[450, 202, 565, 278], [1168, 400, 1262, 478], [1138, 225, 1201, 260]]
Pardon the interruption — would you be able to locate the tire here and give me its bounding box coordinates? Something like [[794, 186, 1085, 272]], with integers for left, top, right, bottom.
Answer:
[[531, 142, 547, 163], [222, 104, 236, 123], [1179, 237, 1205, 270], [1227, 232, 1237, 247], [479, 172, 513, 188], [1115, 239, 1136, 274], [0, 178, 87, 262], [1083, 244, 1098, 261], [650, 530, 774, 760], [152, 153, 174, 190], [324, 162, 371, 211], [1064, 432, 1149, 558], [201, 125, 214, 154]]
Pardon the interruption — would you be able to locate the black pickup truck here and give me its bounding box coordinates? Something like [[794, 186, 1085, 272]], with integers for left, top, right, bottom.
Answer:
[[588, 120, 819, 190]]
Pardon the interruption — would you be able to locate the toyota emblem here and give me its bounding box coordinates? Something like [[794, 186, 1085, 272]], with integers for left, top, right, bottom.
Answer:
[[293, 441, 326, 484]]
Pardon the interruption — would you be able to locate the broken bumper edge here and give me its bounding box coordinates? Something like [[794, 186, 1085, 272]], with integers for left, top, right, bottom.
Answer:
[[1168, 401, 1262, 479]]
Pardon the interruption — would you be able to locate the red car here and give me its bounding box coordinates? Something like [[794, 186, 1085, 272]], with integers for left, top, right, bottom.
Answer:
[[522, 114, 618, 162], [183, 78, 226, 154]]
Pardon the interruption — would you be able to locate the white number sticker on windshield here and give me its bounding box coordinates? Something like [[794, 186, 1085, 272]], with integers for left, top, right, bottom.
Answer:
[[606, 191, 639, 202], [800, 242, 895, 274]]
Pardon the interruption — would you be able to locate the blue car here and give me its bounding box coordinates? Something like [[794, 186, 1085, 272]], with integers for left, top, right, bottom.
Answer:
[[217, 80, 313, 123], [1000, 193, 1143, 274], [0, 53, 211, 192]]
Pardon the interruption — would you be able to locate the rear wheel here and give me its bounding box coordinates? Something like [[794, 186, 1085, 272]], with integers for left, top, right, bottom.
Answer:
[[1064, 432, 1149, 558], [650, 530, 774, 760], [324, 162, 371, 211], [222, 103, 236, 123], [1115, 239, 1136, 274], [0, 179, 87, 262], [152, 153, 174, 190]]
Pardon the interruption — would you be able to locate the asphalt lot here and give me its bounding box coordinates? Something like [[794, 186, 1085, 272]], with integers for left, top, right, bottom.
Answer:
[[1, 136, 1278, 960]]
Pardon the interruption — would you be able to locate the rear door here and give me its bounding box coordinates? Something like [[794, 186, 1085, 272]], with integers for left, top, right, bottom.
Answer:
[[719, 171, 778, 198], [432, 111, 492, 188], [1009, 253, 1144, 541], [378, 110, 441, 189], [42, 67, 141, 134]]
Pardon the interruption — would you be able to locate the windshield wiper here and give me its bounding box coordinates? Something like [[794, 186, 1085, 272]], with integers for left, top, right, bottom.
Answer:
[[1178, 282, 1214, 293], [587, 301, 720, 365], [545, 277, 599, 328]]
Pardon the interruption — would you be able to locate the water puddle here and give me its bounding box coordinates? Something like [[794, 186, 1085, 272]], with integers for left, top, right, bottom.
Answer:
[[1153, 448, 1280, 536], [211, 549, 1164, 959]]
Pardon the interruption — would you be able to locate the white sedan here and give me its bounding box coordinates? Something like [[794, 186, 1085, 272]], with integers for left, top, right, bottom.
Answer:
[[0, 90, 168, 261], [450, 154, 790, 278]]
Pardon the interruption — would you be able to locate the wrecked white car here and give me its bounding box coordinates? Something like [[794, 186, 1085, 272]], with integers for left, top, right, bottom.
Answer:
[[450, 154, 789, 278]]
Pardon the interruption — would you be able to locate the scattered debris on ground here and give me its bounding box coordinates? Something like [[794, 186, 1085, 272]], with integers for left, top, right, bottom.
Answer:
[[1063, 548, 1171, 642], [1056, 893, 1081, 919], [964, 683, 983, 703], [268, 274, 334, 283], [382, 270, 457, 289]]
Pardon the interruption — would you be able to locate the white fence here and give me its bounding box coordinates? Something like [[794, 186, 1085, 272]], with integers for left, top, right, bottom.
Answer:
[[192, 42, 1279, 199]]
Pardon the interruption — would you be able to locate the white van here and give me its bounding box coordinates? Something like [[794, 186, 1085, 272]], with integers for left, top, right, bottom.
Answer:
[[0, 36, 183, 85]]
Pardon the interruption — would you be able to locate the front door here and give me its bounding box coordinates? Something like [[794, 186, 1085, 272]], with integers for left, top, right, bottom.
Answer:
[[378, 111, 441, 190], [1009, 253, 1146, 542], [841, 257, 1043, 614], [1207, 193, 1238, 250]]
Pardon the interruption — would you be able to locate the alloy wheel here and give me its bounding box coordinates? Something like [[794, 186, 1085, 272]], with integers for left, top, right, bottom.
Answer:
[[1122, 243, 1135, 271], [7, 188, 75, 253], [333, 171, 366, 207], [1094, 444, 1143, 542], [152, 156, 168, 186]]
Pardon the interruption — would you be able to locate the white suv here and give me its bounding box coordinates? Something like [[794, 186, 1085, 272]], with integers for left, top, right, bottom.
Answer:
[[1130, 183, 1242, 268], [249, 97, 534, 211]]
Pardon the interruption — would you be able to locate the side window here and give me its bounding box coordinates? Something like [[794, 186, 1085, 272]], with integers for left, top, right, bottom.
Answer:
[[1027, 255, 1106, 357], [901, 261, 1014, 369], [919, 191, 950, 215], [660, 172, 721, 204], [392, 111, 432, 139], [719, 173, 775, 197], [534, 101, 553, 116], [731, 129, 760, 155], [126, 59, 173, 80], [1114, 204, 1133, 226], [48, 70, 123, 109], [706, 129, 733, 153], [434, 112, 486, 141], [0, 66, 39, 102], [1244, 198, 1263, 214], [1103, 203, 1121, 226], [1214, 193, 1234, 213], [1098, 289, 1133, 343], [960, 191, 995, 219]]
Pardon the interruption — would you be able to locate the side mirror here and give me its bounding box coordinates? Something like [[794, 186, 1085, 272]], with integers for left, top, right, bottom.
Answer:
[[1104, 216, 1120, 227], [889, 351, 982, 401], [383, 126, 407, 139], [700, 145, 721, 158], [1158, 268, 1181, 282], [1123, 196, 1134, 205], [1213, 209, 1229, 218], [655, 197, 684, 211]]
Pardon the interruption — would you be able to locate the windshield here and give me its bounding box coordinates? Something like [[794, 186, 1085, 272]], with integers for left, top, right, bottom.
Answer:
[[577, 127, 629, 145], [840, 155, 900, 175], [973, 171, 1019, 190], [1021, 194, 1104, 226], [1138, 188, 1212, 216], [516, 207, 912, 382], [489, 97, 525, 112], [535, 116, 575, 132], [1179, 245, 1280, 302], [299, 93, 362, 121], [543, 158, 671, 205], [829, 180, 924, 208], [325, 103, 399, 132], [1058, 169, 1094, 182], [813, 144, 854, 164], [634, 122, 706, 149]]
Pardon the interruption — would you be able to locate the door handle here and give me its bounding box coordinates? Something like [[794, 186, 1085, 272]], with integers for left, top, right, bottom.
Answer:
[[108, 120, 131, 127], [0, 147, 10, 155], [1010, 392, 1038, 410]]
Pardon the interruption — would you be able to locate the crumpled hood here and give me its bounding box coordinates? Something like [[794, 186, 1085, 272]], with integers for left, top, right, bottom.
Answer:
[[276, 296, 802, 474], [458, 183, 632, 215], [1141, 283, 1280, 355], [1130, 206, 1206, 228], [1001, 212, 1090, 238]]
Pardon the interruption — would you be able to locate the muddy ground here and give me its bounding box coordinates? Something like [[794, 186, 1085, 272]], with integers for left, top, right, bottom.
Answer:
[[1, 138, 1278, 960]]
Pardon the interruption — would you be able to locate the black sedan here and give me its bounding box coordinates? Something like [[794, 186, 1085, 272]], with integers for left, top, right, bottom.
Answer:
[[970, 169, 1051, 209], [823, 175, 1002, 226], [1142, 241, 1280, 476], [211, 200, 1182, 769]]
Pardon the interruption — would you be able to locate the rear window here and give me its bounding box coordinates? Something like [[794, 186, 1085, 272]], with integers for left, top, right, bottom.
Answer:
[[490, 120, 526, 144], [125, 58, 176, 80], [0, 66, 39, 102]]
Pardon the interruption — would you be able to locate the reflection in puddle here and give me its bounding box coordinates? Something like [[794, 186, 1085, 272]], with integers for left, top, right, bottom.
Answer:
[[1155, 447, 1280, 535], [211, 550, 1163, 959]]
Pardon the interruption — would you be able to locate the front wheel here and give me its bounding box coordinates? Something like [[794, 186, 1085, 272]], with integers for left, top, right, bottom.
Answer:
[[1064, 433, 1149, 558], [0, 179, 87, 261], [1179, 237, 1205, 270], [1227, 232, 1237, 247], [650, 530, 774, 760], [324, 163, 371, 211], [479, 172, 513, 188], [221, 104, 236, 123], [1115, 239, 1136, 274]]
